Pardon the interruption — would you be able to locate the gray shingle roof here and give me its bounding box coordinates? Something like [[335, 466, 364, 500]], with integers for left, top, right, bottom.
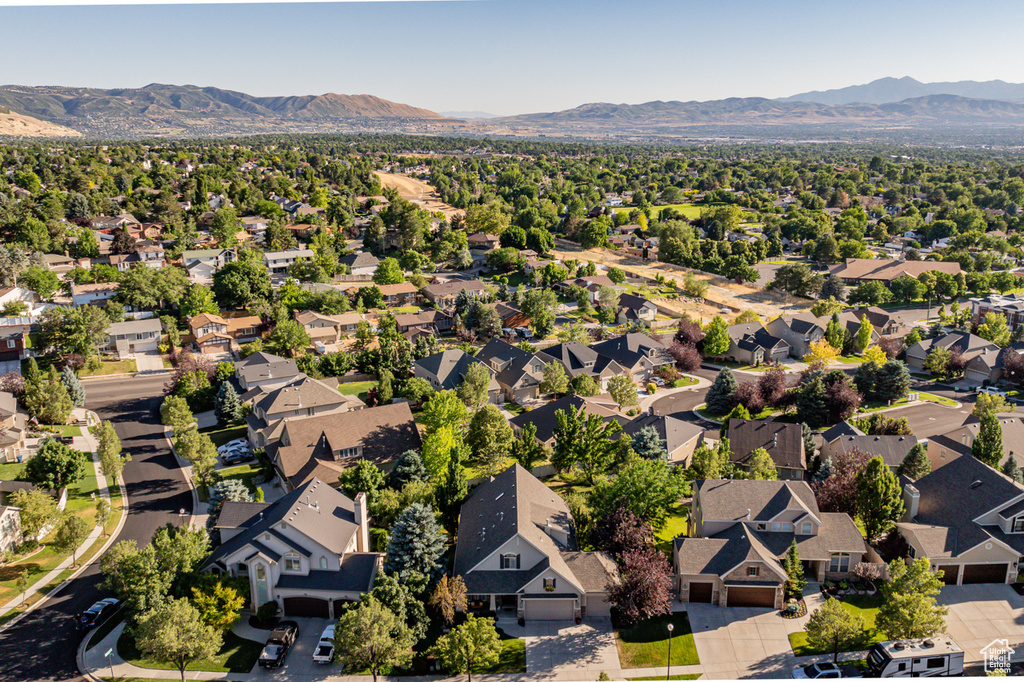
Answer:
[[509, 394, 625, 444], [696, 478, 819, 524], [274, 554, 378, 593], [414, 349, 494, 392], [590, 333, 673, 371], [830, 434, 918, 468], [728, 419, 805, 471]]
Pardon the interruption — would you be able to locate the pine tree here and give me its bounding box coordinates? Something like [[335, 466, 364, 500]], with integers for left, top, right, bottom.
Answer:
[[784, 539, 806, 598], [897, 443, 930, 480], [388, 450, 430, 489], [972, 413, 1004, 467], [1004, 455, 1023, 483], [215, 382, 242, 426], [825, 313, 844, 352], [705, 368, 737, 415], [60, 366, 86, 408], [436, 446, 468, 537], [855, 456, 905, 540], [383, 503, 447, 582]]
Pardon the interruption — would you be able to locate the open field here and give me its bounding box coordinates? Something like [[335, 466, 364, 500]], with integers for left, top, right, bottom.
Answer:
[[374, 172, 465, 218]]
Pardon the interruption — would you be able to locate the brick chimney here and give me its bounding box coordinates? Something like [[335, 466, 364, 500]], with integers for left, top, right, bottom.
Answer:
[[353, 491, 369, 552]]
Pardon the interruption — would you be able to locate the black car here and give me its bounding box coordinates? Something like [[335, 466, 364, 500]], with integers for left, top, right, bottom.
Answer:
[[77, 598, 120, 631], [258, 621, 299, 669]]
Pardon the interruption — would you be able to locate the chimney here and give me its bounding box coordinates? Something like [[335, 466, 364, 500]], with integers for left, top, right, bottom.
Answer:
[[903, 484, 920, 521], [353, 492, 369, 552], [746, 509, 751, 520]]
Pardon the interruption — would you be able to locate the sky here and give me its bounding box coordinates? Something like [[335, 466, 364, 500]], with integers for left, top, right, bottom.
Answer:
[[2, 0, 1024, 116]]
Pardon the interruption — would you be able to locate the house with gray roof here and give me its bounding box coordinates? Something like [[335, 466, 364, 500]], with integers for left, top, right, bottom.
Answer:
[[535, 342, 625, 392], [721, 323, 789, 365], [246, 375, 364, 449], [620, 412, 704, 466], [727, 419, 806, 480], [905, 331, 998, 372], [100, 317, 161, 357], [454, 463, 619, 621], [234, 352, 301, 392], [898, 451, 1024, 585], [821, 433, 920, 472], [203, 478, 379, 618], [339, 251, 380, 277], [475, 338, 545, 403], [765, 313, 825, 360], [675, 479, 867, 607], [590, 333, 674, 382], [413, 349, 501, 403], [509, 394, 626, 446], [615, 293, 657, 324]]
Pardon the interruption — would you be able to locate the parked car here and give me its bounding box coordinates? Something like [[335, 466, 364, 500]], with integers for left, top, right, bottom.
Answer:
[[312, 624, 335, 664], [793, 663, 843, 679], [77, 598, 121, 631], [979, 386, 1009, 397], [217, 438, 247, 454], [258, 621, 299, 669], [220, 449, 252, 465], [515, 326, 533, 339]]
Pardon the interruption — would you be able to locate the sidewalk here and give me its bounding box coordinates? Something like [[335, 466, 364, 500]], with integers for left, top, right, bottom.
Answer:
[[0, 409, 121, 629]]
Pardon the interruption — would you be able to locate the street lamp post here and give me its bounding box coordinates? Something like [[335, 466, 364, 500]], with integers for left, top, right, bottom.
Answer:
[[666, 622, 674, 681], [178, 508, 187, 527]]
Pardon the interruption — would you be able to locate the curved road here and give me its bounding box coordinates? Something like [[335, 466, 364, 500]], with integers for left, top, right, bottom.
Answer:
[[0, 373, 191, 682]]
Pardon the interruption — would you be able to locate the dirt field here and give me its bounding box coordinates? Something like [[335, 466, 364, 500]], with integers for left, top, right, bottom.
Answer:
[[0, 110, 81, 138], [550, 239, 812, 321], [374, 171, 464, 219]]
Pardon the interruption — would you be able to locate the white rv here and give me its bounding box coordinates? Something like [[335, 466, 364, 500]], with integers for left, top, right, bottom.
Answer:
[[867, 639, 964, 677]]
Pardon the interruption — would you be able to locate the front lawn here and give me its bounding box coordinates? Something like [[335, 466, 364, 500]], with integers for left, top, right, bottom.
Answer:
[[78, 359, 138, 377], [696, 404, 777, 422], [117, 629, 263, 673], [671, 376, 699, 388], [858, 391, 957, 413], [477, 628, 526, 674], [789, 594, 884, 656], [503, 401, 526, 415], [197, 463, 260, 503], [616, 613, 699, 669], [655, 504, 689, 557]]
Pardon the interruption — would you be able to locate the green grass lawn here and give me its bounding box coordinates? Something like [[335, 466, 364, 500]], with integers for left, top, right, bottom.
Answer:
[[198, 424, 247, 448], [789, 595, 884, 656], [503, 401, 526, 415], [671, 377, 698, 388], [477, 628, 526, 674], [197, 463, 260, 503], [52, 424, 82, 437], [859, 391, 957, 414], [614, 203, 703, 220], [337, 380, 378, 403], [655, 504, 689, 556], [616, 613, 700, 669], [118, 629, 263, 674], [78, 359, 138, 377], [0, 460, 23, 481], [390, 306, 422, 313], [697, 404, 777, 422]]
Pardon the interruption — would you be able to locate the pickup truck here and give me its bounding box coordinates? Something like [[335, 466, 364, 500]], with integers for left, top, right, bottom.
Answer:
[[312, 624, 335, 664], [258, 621, 299, 669]]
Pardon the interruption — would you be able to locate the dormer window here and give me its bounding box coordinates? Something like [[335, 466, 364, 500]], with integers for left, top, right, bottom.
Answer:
[[801, 522, 812, 535], [501, 553, 519, 570], [1013, 517, 1024, 533], [543, 577, 556, 590], [284, 553, 301, 572], [771, 522, 781, 531]]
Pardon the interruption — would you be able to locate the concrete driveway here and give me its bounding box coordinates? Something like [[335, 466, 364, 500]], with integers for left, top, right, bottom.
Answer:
[[133, 350, 165, 373], [268, 617, 331, 675], [938, 584, 1024, 666], [686, 602, 799, 679], [523, 619, 620, 677]]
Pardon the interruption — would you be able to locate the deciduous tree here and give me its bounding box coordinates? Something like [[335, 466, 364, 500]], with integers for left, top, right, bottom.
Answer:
[[133, 599, 222, 682], [805, 597, 865, 663]]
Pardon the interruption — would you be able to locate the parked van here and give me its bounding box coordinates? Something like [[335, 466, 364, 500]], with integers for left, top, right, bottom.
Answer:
[[867, 639, 964, 677]]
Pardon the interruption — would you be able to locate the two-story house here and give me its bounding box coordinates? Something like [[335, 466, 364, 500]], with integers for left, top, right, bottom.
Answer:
[[182, 248, 235, 283], [765, 313, 826, 360], [455, 463, 619, 621], [905, 331, 998, 373], [0, 392, 26, 463], [720, 323, 790, 365], [413, 349, 501, 403], [535, 342, 625, 392], [0, 505, 22, 553], [898, 450, 1024, 585], [246, 376, 365, 450], [475, 338, 545, 403], [377, 282, 420, 308], [394, 310, 453, 336], [188, 312, 261, 354], [268, 402, 420, 490], [727, 419, 806, 480], [422, 279, 487, 309], [204, 478, 379, 618], [293, 310, 363, 347], [101, 318, 162, 357], [589, 333, 675, 382], [615, 293, 658, 324], [235, 352, 301, 392], [263, 248, 316, 274], [71, 282, 119, 307], [675, 479, 867, 608]]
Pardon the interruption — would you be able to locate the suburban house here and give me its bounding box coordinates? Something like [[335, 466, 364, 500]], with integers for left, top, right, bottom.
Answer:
[[616, 293, 658, 324], [905, 331, 999, 372], [0, 392, 26, 463], [620, 412, 704, 466], [898, 451, 1024, 585], [765, 313, 826, 360], [467, 232, 501, 252], [0, 327, 29, 368], [927, 416, 1024, 472], [235, 352, 301, 392], [675, 479, 867, 607], [71, 282, 119, 307], [422, 279, 487, 309], [535, 342, 625, 392], [394, 310, 454, 336], [589, 333, 674, 381], [964, 343, 1024, 386], [204, 478, 379, 618], [721, 323, 790, 365], [0, 505, 21, 553], [294, 311, 363, 346], [832, 311, 881, 347], [188, 312, 261, 354], [970, 293, 1024, 331], [475, 338, 545, 403], [830, 258, 961, 286], [267, 403, 421, 490], [246, 376, 365, 449], [340, 252, 379, 277], [240, 216, 268, 235], [263, 248, 316, 274], [727, 419, 805, 480], [844, 306, 906, 337], [820, 432, 920, 472], [413, 349, 501, 403], [510, 394, 626, 446], [454, 463, 619, 621], [182, 248, 234, 282], [100, 318, 161, 357], [377, 282, 420, 308]]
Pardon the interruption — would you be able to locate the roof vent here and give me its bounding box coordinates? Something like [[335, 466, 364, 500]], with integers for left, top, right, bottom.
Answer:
[[970, 480, 983, 489], [893, 642, 906, 651], [922, 640, 935, 648]]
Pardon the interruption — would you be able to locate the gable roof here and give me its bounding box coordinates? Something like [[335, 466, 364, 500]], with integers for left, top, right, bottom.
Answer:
[[620, 413, 704, 460], [423, 279, 486, 298], [696, 478, 820, 524], [235, 352, 300, 385], [822, 420, 865, 443], [831, 258, 962, 282], [828, 434, 918, 468], [590, 333, 672, 370], [617, 292, 654, 312], [727, 418, 805, 471], [509, 394, 625, 444], [536, 341, 621, 378], [340, 252, 380, 269], [414, 349, 497, 392], [254, 377, 351, 418]]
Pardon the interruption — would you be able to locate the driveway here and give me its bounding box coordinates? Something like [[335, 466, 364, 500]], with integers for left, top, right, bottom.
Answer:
[[133, 350, 165, 373], [523, 619, 620, 677], [938, 584, 1024, 666], [270, 616, 331, 675], [686, 602, 799, 679]]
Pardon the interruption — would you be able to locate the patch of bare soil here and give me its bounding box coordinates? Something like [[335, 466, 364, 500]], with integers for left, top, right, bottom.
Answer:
[[374, 171, 464, 219]]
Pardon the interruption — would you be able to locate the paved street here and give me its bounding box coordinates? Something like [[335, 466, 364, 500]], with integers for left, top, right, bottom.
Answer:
[[0, 373, 190, 682]]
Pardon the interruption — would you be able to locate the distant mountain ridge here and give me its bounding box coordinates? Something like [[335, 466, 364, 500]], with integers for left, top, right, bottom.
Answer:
[[779, 76, 1024, 105], [0, 83, 448, 138]]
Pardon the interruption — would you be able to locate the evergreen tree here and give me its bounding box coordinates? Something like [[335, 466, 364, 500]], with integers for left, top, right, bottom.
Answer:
[[1004, 455, 1023, 483], [214, 382, 242, 425], [802, 422, 816, 462], [875, 360, 911, 403], [436, 447, 468, 537], [60, 365, 86, 408], [705, 368, 738, 415], [388, 450, 430, 489], [630, 425, 667, 461], [383, 503, 446, 582], [720, 403, 751, 438], [796, 375, 829, 428], [855, 456, 905, 541], [897, 443, 930, 480], [825, 313, 844, 352], [784, 539, 806, 598], [972, 413, 1004, 467]]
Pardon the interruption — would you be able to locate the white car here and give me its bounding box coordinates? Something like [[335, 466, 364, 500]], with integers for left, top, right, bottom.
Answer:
[[792, 663, 842, 679], [979, 386, 1008, 397], [217, 439, 248, 454], [312, 624, 336, 664]]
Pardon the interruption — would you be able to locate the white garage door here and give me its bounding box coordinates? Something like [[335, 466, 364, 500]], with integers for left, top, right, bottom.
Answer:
[[586, 593, 612, 617], [524, 598, 575, 621]]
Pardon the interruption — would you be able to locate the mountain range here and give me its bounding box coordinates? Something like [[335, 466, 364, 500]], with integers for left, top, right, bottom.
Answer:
[[779, 76, 1024, 105]]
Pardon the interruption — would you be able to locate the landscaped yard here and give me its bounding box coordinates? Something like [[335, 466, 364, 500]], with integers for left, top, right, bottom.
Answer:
[[696, 404, 777, 422], [337, 380, 378, 403], [477, 628, 526, 674], [78, 359, 138, 377], [671, 376, 699, 388], [788, 594, 884, 656], [655, 503, 689, 556], [614, 203, 703, 221], [49, 424, 82, 437], [391, 306, 422, 314], [858, 391, 957, 414], [197, 463, 260, 503], [616, 613, 699, 669], [118, 629, 263, 674]]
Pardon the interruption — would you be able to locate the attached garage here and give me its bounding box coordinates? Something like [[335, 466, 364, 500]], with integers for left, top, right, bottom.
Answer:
[[725, 585, 777, 608], [523, 598, 575, 621], [936, 565, 960, 585], [688, 581, 714, 603], [585, 593, 612, 617], [960, 563, 1009, 584], [282, 596, 330, 618]]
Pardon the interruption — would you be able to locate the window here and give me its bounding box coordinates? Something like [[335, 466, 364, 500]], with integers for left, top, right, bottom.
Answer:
[[5, 341, 13, 349], [501, 553, 519, 570], [908, 545, 916, 558], [747, 566, 759, 577], [927, 658, 945, 670], [771, 522, 781, 531], [1014, 517, 1024, 533], [755, 522, 767, 531], [782, 523, 792, 532], [828, 553, 850, 573], [284, 553, 301, 572], [236, 563, 248, 575], [543, 577, 556, 590], [338, 447, 358, 458], [801, 522, 812, 535], [319, 556, 328, 569]]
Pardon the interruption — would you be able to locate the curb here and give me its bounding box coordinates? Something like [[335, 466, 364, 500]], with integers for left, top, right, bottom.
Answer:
[[80, 369, 171, 382]]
